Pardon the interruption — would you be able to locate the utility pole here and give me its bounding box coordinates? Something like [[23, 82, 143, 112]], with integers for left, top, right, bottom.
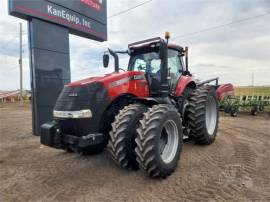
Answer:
[[19, 23, 23, 104], [251, 72, 254, 87]]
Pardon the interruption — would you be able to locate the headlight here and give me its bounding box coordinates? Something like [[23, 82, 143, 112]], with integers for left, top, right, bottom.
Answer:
[[53, 109, 92, 119]]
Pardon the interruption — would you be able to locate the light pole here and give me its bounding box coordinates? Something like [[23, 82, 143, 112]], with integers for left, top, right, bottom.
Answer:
[[19, 22, 23, 104]]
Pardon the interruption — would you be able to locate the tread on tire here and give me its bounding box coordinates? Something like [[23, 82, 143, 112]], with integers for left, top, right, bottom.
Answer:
[[187, 86, 219, 145], [108, 104, 147, 170], [135, 104, 183, 179]]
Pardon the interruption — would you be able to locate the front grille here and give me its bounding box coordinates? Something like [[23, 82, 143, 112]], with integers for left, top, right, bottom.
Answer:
[[54, 82, 110, 136]]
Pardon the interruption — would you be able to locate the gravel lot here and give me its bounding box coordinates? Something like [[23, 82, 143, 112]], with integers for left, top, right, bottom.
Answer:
[[0, 104, 270, 201]]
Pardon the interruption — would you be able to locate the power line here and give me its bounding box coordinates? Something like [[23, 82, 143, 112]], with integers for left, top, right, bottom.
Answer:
[[108, 0, 153, 18], [172, 12, 270, 40]]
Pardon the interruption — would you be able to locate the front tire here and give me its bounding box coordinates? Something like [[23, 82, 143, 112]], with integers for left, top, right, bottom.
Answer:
[[135, 104, 183, 179], [108, 104, 147, 170], [251, 105, 258, 116], [187, 86, 219, 145]]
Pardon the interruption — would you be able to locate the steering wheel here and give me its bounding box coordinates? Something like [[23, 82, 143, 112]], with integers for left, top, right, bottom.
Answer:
[[137, 65, 146, 71]]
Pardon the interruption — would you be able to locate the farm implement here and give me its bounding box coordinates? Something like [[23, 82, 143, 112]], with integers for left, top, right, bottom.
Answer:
[[220, 94, 270, 117]]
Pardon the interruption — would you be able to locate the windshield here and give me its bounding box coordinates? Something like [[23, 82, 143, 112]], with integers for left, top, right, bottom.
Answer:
[[128, 51, 161, 73], [128, 49, 184, 91], [128, 49, 183, 73]]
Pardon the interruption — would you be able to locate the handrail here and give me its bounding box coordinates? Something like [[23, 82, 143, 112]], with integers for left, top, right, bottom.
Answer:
[[198, 77, 219, 86]]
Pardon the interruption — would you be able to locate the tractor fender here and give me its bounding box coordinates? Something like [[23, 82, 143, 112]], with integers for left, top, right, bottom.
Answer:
[[174, 76, 196, 97], [216, 83, 234, 101], [134, 97, 173, 106], [134, 97, 160, 106]]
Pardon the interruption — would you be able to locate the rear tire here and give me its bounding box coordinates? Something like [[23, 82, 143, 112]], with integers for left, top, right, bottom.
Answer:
[[259, 105, 264, 111], [230, 107, 238, 117], [187, 86, 219, 145], [135, 104, 183, 178], [224, 106, 230, 113], [108, 104, 147, 170]]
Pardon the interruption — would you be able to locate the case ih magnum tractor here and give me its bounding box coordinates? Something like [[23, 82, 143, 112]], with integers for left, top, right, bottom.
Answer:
[[41, 33, 229, 178]]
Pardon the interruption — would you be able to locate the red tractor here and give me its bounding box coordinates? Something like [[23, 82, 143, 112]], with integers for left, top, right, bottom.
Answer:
[[41, 33, 229, 178]]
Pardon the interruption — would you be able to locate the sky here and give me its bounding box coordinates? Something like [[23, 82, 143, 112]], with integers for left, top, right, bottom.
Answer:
[[0, 0, 269, 91]]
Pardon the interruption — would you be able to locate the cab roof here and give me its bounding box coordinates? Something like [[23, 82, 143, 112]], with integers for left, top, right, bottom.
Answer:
[[128, 37, 183, 53], [168, 44, 184, 52]]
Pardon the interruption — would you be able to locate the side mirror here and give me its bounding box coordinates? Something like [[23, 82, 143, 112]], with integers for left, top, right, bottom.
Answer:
[[103, 53, 109, 68]]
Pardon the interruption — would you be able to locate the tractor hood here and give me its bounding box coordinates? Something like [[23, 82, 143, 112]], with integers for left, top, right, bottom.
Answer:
[[66, 71, 144, 87], [52, 70, 148, 135]]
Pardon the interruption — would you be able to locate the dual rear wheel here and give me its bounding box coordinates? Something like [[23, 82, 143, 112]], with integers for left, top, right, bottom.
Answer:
[[108, 104, 183, 178], [107, 104, 146, 170], [108, 87, 219, 178], [135, 105, 183, 178]]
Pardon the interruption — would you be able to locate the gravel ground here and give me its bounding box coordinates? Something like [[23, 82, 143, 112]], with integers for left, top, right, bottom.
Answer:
[[0, 104, 270, 202]]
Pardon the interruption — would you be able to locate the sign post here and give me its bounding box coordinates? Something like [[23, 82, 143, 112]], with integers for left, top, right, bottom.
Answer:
[[9, 0, 107, 135]]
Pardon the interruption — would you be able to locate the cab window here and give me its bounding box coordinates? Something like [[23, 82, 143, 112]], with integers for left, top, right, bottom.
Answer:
[[133, 58, 146, 71], [168, 49, 183, 89], [129, 51, 160, 73], [168, 49, 182, 77], [150, 59, 161, 73]]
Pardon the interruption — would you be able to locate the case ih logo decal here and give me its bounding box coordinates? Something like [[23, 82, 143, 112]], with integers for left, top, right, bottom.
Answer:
[[109, 75, 146, 88], [109, 77, 131, 88], [80, 0, 103, 11], [68, 93, 78, 97]]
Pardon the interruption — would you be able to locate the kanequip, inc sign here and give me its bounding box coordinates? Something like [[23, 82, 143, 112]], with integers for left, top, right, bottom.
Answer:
[[9, 0, 107, 41], [47, 4, 91, 29], [8, 0, 107, 136]]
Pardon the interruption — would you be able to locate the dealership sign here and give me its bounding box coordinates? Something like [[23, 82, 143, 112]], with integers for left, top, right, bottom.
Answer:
[[9, 0, 107, 41]]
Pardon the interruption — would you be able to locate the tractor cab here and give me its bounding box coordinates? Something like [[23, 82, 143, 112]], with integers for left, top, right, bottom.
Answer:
[[128, 39, 187, 95], [103, 34, 190, 97]]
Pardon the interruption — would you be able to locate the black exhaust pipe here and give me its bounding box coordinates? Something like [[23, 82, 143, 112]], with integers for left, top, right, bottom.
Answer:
[[159, 39, 169, 98], [108, 48, 119, 73]]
